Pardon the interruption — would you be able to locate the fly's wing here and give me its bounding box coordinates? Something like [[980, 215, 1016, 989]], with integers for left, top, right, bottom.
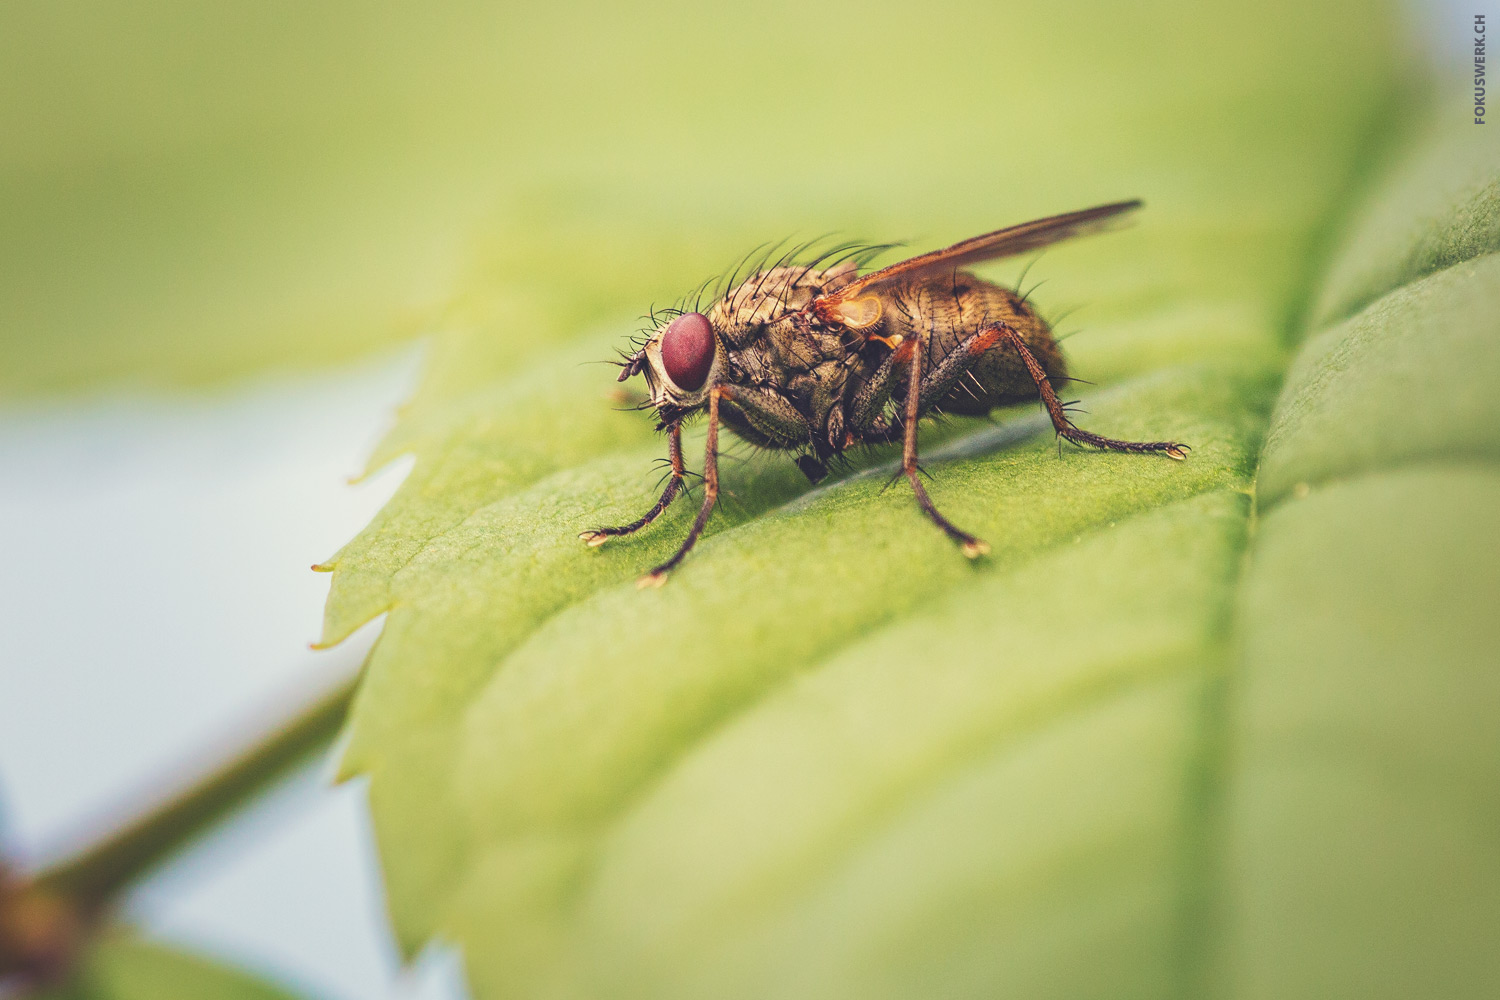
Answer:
[[812, 200, 1142, 330]]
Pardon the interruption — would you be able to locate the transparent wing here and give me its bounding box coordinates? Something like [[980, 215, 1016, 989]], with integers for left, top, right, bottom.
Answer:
[[818, 200, 1142, 307]]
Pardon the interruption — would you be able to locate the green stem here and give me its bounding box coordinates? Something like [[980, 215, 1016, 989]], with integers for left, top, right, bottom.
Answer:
[[33, 665, 360, 908]]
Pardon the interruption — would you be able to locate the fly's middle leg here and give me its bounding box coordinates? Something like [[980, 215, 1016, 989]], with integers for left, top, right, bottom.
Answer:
[[900, 331, 990, 559]]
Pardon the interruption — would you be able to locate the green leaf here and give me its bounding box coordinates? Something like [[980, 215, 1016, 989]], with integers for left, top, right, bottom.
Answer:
[[314, 2, 1500, 998], [32, 932, 311, 1000], [1257, 251, 1500, 508], [1218, 111, 1500, 998], [1311, 110, 1500, 328]]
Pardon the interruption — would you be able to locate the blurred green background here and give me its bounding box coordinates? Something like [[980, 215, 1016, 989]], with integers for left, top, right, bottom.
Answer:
[[0, 0, 1407, 395]]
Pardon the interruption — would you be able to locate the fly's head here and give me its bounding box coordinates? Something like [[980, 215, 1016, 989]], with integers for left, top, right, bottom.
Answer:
[[619, 310, 725, 417], [615, 254, 870, 418]]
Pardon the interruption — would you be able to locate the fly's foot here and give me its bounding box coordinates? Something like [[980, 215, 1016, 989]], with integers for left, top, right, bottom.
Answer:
[[579, 529, 613, 547], [637, 569, 669, 589], [906, 468, 989, 560], [990, 323, 1190, 465], [1059, 427, 1191, 461]]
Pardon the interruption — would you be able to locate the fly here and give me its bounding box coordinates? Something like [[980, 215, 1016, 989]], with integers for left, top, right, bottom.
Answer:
[[581, 200, 1188, 585]]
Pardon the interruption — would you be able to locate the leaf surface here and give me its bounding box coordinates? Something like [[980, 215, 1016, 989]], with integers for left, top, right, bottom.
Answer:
[[316, 3, 1499, 997]]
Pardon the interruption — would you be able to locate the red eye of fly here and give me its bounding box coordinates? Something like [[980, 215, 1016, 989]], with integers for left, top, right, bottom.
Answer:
[[660, 312, 715, 391]]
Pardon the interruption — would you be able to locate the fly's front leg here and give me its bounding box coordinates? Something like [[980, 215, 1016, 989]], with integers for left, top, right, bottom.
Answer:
[[723, 384, 829, 482], [579, 423, 686, 547], [849, 330, 978, 440], [719, 385, 808, 447], [848, 338, 914, 438], [901, 332, 990, 559], [991, 323, 1189, 458], [639, 387, 723, 587]]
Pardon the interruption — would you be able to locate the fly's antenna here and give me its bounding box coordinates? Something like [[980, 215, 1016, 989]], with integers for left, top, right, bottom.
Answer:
[[616, 347, 647, 382]]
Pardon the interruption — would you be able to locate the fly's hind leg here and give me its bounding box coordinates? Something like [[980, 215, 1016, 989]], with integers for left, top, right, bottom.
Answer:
[[901, 331, 991, 559], [881, 321, 1185, 562], [990, 323, 1189, 459], [579, 423, 687, 547]]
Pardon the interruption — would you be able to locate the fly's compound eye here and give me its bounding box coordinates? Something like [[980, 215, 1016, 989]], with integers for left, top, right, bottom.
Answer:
[[660, 312, 715, 391]]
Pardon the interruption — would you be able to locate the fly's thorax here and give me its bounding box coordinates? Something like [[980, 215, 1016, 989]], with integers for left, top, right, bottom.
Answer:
[[643, 260, 859, 424], [762, 314, 846, 372], [707, 261, 857, 347], [723, 339, 779, 387]]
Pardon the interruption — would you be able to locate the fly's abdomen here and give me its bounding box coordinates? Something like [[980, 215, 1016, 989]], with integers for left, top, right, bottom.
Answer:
[[889, 273, 1067, 416]]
